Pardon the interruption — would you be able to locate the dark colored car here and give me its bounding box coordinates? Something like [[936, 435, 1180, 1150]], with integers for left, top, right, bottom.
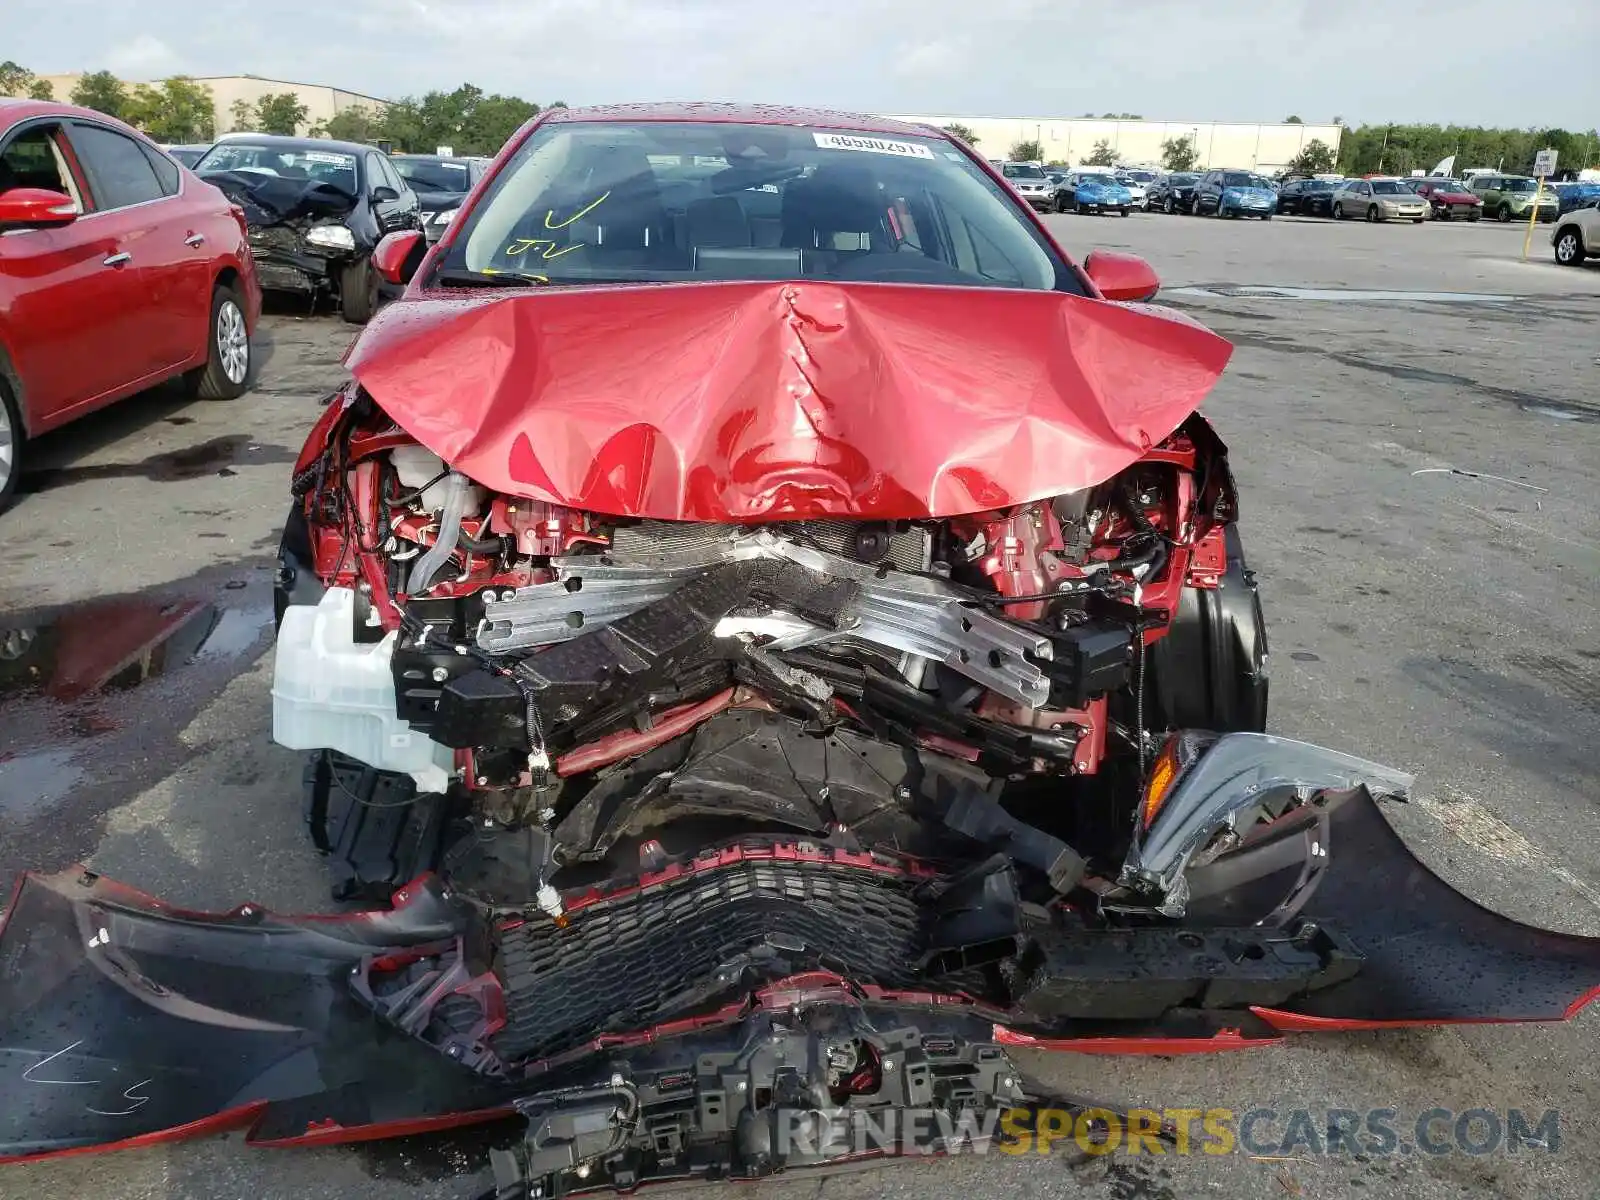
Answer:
[[1148, 171, 1200, 213], [7, 104, 1592, 1183], [194, 134, 424, 323], [1052, 171, 1134, 214], [392, 153, 490, 242], [1276, 177, 1340, 216], [0, 99, 261, 511], [161, 143, 210, 167], [1193, 169, 1277, 218], [1552, 181, 1600, 215], [1409, 178, 1483, 221]]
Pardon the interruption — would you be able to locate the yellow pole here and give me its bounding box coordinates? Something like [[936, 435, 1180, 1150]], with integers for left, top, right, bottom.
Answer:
[[1521, 176, 1544, 261]]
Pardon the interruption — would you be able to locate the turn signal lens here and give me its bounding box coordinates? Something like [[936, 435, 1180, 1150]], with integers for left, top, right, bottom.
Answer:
[[1141, 738, 1181, 829]]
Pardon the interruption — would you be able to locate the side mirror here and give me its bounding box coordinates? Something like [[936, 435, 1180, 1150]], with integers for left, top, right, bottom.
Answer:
[[372, 229, 426, 286], [1083, 250, 1160, 303], [371, 185, 400, 203], [0, 187, 78, 229]]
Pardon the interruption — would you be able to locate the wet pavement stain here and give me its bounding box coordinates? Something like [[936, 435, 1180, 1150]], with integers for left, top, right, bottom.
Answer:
[[0, 562, 277, 850], [18, 436, 298, 494]]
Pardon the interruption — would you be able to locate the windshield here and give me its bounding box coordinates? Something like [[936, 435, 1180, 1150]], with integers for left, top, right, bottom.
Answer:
[[396, 157, 474, 192], [1306, 180, 1335, 191], [441, 121, 1079, 293], [1002, 163, 1046, 180], [195, 143, 358, 194], [1169, 173, 1198, 185], [1222, 173, 1270, 189], [1123, 171, 1155, 183], [1504, 178, 1537, 193], [1371, 181, 1412, 195]]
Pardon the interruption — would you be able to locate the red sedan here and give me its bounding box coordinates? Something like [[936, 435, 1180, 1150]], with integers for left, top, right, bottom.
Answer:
[[1410, 177, 1484, 221], [0, 98, 262, 510]]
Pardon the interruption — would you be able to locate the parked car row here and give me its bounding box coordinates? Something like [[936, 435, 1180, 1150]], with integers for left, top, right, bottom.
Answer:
[[1138, 168, 1578, 226]]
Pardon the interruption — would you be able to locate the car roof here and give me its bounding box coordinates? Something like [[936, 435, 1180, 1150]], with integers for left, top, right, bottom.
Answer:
[[212, 132, 377, 155], [393, 153, 480, 163], [0, 96, 147, 132], [535, 101, 943, 140]]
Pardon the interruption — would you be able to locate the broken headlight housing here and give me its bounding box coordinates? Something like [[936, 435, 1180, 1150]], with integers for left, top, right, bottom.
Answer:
[[304, 223, 355, 251]]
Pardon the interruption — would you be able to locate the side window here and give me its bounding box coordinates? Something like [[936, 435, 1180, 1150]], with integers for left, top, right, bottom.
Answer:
[[69, 124, 164, 210], [0, 124, 82, 209], [366, 153, 390, 196], [139, 142, 181, 196]]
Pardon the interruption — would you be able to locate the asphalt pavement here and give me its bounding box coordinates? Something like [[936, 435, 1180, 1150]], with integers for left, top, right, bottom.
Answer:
[[2, 212, 1599, 1200]]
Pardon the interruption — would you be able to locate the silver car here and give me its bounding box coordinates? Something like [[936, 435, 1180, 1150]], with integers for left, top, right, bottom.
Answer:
[[1000, 161, 1055, 212], [1330, 178, 1430, 223]]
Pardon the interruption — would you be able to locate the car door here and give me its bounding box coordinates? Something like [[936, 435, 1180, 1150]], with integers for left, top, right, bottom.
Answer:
[[0, 118, 159, 432], [61, 121, 185, 381], [366, 152, 410, 236], [381, 154, 424, 231]]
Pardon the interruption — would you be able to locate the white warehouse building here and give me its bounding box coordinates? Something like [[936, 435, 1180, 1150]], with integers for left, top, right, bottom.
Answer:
[[895, 115, 1343, 173]]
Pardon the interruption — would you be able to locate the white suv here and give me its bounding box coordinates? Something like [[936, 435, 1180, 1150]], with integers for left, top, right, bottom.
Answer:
[[1552, 203, 1600, 267]]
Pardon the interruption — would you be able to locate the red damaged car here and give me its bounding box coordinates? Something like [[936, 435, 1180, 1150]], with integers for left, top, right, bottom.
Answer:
[[6, 104, 1600, 1183], [1409, 177, 1484, 220]]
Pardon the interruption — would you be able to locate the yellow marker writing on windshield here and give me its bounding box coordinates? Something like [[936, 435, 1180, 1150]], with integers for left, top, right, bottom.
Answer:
[[505, 238, 583, 260], [544, 191, 610, 230]]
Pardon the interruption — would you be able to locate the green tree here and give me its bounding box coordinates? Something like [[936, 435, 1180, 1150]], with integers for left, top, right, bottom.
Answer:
[[1009, 138, 1043, 162], [941, 122, 979, 147], [1080, 139, 1117, 167], [1285, 138, 1336, 176], [125, 77, 216, 143], [1160, 137, 1198, 171], [69, 70, 129, 119], [1285, 115, 1303, 124], [313, 105, 382, 143], [228, 96, 255, 131], [0, 61, 54, 100], [254, 92, 309, 135], [461, 93, 539, 154]]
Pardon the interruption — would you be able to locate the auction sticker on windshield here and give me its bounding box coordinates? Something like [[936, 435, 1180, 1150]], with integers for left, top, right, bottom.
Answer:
[[813, 132, 935, 159], [305, 151, 353, 164]]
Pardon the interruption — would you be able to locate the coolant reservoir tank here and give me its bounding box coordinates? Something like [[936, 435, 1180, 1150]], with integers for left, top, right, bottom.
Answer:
[[390, 445, 487, 514]]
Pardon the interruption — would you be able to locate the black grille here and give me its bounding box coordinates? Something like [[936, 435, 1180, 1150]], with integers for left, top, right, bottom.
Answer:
[[494, 859, 929, 1063]]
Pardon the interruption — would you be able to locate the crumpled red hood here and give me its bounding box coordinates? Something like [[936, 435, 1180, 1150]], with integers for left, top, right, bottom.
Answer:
[[346, 280, 1231, 521]]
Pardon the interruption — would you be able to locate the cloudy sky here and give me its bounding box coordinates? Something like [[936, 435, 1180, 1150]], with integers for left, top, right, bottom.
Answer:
[[10, 0, 1598, 128]]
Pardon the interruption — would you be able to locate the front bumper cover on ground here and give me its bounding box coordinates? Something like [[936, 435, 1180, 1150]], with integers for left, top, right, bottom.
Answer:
[[4, 788, 1600, 1165]]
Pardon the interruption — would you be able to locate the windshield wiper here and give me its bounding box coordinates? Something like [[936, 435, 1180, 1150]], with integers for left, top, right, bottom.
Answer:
[[433, 268, 553, 288]]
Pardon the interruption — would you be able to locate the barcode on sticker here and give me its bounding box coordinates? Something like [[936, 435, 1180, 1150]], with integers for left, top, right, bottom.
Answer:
[[812, 132, 934, 160]]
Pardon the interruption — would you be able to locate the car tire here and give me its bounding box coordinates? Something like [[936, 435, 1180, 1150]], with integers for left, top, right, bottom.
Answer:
[[1366, 204, 1380, 222], [339, 257, 379, 325], [1554, 228, 1584, 266], [1497, 204, 1512, 222], [1468, 211, 1481, 222], [0, 378, 22, 514], [1163, 196, 1174, 214], [184, 284, 252, 401], [1412, 217, 1424, 224], [1261, 213, 1273, 221], [1332, 203, 1343, 220], [1120, 206, 1130, 217]]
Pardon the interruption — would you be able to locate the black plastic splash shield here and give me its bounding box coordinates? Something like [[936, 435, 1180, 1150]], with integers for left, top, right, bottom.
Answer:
[[3, 792, 1600, 1161], [1248, 787, 1600, 1027], [0, 870, 516, 1159]]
